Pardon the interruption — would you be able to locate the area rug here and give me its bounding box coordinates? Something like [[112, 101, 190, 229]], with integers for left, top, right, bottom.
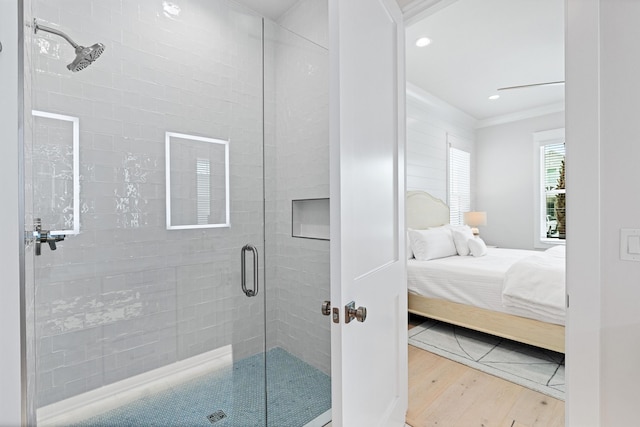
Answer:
[[408, 319, 565, 400]]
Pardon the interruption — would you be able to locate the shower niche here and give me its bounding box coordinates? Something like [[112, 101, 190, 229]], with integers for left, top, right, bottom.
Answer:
[[292, 198, 330, 240]]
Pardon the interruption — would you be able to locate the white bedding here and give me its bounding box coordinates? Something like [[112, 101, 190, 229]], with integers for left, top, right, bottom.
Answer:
[[502, 247, 566, 323], [407, 247, 565, 325]]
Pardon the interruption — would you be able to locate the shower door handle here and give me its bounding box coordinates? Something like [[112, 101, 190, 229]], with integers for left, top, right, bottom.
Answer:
[[241, 244, 259, 297]]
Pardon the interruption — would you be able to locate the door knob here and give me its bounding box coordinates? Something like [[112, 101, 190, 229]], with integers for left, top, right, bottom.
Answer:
[[345, 301, 367, 323]]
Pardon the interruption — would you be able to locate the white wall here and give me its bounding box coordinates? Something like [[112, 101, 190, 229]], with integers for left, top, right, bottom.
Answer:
[[595, 1, 640, 425], [0, 1, 24, 424], [406, 83, 476, 205], [475, 112, 565, 249]]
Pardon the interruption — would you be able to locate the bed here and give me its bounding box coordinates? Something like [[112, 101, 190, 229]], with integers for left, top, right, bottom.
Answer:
[[406, 190, 566, 353]]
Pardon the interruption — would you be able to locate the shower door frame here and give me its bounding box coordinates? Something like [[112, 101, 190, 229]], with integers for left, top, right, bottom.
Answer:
[[0, 0, 28, 425]]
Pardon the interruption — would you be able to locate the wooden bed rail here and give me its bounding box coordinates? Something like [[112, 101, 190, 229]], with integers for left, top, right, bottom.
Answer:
[[408, 293, 565, 353]]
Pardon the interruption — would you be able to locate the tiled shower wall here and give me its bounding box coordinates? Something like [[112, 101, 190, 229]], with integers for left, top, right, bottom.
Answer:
[[29, 0, 267, 407]]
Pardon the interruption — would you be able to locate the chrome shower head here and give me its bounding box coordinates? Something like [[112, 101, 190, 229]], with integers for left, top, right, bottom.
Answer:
[[34, 19, 105, 72], [67, 43, 106, 72]]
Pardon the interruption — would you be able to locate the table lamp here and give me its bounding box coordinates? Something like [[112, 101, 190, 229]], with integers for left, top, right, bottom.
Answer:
[[464, 211, 487, 236]]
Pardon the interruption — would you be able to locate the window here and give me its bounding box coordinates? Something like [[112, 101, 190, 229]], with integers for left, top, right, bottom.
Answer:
[[534, 129, 565, 246], [449, 147, 470, 225]]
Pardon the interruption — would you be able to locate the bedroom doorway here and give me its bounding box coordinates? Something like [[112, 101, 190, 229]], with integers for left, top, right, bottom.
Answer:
[[402, 0, 566, 425]]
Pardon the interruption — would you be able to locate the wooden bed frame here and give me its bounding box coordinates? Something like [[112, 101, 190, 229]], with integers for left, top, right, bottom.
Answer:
[[406, 191, 565, 353]]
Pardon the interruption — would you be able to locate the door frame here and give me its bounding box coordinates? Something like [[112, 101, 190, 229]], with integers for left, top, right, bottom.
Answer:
[[401, 0, 602, 425]]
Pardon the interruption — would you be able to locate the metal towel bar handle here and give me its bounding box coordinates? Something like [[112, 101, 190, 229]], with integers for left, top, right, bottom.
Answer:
[[241, 244, 259, 297]]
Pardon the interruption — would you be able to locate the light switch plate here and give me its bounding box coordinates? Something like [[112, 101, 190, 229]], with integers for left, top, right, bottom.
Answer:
[[620, 229, 640, 261]]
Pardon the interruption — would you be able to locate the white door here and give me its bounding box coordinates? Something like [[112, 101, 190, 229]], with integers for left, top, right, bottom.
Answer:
[[329, 0, 407, 426]]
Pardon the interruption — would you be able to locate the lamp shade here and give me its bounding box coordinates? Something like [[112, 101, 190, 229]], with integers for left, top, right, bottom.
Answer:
[[463, 211, 487, 227]]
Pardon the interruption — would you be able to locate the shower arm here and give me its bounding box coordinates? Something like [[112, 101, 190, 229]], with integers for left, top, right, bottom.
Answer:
[[34, 20, 80, 49]]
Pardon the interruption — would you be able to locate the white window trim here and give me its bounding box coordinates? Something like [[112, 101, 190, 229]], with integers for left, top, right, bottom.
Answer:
[[533, 128, 565, 249]]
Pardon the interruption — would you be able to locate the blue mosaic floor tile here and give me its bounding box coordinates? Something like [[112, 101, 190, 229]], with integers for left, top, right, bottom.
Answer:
[[70, 348, 331, 427]]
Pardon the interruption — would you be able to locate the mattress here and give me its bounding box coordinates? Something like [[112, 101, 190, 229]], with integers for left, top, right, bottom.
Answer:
[[407, 248, 565, 325]]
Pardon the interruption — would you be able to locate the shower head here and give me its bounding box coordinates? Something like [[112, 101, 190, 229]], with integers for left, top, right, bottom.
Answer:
[[67, 43, 106, 72], [33, 19, 105, 72]]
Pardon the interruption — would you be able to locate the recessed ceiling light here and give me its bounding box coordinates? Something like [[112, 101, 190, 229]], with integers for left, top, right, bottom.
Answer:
[[415, 37, 432, 47], [488, 94, 500, 100]]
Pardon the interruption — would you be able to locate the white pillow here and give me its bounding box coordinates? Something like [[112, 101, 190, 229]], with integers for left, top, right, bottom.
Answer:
[[468, 237, 488, 257], [406, 230, 414, 259], [449, 225, 475, 256], [408, 227, 458, 261]]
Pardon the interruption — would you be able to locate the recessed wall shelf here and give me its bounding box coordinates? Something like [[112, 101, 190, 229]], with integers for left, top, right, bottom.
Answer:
[[292, 198, 330, 241]]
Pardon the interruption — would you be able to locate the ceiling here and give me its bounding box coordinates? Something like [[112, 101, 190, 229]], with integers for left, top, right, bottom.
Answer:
[[232, 0, 299, 21], [405, 0, 564, 120], [233, 0, 563, 121]]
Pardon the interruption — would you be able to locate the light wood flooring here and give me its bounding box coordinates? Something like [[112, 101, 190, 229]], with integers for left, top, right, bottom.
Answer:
[[406, 314, 565, 427]]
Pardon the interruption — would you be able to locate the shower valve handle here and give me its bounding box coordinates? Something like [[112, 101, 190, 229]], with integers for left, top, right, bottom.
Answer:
[[33, 218, 65, 256]]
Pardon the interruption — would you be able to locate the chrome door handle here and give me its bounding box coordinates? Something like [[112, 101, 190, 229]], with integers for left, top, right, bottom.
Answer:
[[241, 244, 259, 297], [345, 301, 367, 323]]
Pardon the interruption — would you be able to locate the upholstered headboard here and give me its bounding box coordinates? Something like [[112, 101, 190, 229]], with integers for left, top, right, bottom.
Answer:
[[406, 191, 450, 229]]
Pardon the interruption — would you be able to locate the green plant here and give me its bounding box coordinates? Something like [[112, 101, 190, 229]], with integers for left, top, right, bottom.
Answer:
[[555, 159, 566, 239]]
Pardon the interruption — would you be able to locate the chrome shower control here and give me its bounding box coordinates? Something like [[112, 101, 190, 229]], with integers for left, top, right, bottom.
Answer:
[[32, 218, 65, 256]]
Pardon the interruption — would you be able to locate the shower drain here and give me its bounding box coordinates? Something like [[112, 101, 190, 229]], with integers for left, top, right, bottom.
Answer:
[[207, 410, 227, 424]]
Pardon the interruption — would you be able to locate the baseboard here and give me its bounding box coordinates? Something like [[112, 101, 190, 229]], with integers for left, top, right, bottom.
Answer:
[[37, 345, 233, 426]]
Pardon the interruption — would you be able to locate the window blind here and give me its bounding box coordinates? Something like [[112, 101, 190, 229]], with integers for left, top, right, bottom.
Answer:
[[449, 147, 470, 225], [196, 158, 211, 225], [543, 143, 565, 191]]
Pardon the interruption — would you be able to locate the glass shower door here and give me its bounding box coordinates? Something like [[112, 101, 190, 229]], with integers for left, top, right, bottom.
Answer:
[[26, 1, 268, 425], [263, 19, 332, 427]]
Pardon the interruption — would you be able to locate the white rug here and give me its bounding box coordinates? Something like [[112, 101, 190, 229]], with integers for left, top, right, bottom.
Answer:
[[408, 319, 565, 400]]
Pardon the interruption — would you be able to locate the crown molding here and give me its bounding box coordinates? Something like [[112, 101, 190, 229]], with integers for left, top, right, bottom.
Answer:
[[406, 82, 478, 130], [475, 102, 565, 129]]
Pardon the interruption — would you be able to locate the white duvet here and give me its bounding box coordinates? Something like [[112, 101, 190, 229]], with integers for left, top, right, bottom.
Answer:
[[502, 245, 566, 323]]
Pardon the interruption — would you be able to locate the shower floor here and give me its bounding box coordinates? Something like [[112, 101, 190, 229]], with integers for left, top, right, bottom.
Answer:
[[68, 348, 331, 427]]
